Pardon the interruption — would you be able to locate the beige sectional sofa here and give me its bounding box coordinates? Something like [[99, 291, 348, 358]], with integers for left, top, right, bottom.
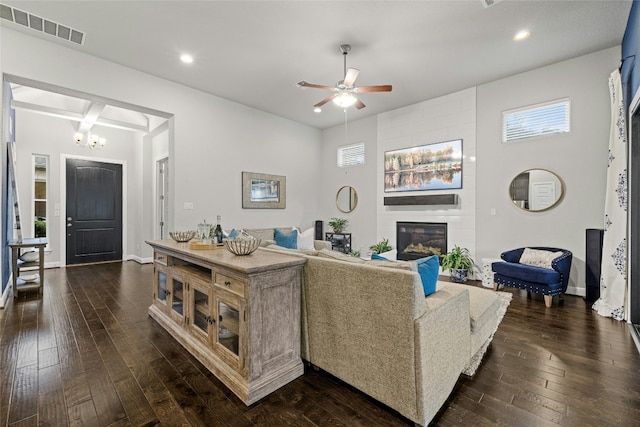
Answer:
[[256, 242, 506, 426]]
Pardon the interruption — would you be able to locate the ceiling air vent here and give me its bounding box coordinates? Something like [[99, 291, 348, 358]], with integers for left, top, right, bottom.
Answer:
[[0, 3, 85, 45], [481, 0, 504, 8]]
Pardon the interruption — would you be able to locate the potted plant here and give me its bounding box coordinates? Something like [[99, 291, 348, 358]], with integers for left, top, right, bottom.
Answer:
[[328, 217, 348, 233], [369, 238, 393, 254], [440, 245, 474, 283]]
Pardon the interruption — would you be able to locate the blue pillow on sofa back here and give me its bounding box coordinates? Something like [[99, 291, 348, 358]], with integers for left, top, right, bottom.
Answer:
[[415, 255, 440, 296], [274, 228, 298, 249]]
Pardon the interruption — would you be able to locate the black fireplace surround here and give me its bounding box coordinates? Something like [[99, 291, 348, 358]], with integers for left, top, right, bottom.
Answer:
[[396, 222, 447, 261]]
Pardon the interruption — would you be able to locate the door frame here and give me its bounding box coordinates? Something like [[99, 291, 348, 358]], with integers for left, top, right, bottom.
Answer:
[[59, 154, 127, 267], [155, 156, 169, 240]]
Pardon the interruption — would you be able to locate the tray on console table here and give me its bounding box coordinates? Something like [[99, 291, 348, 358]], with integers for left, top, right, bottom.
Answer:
[[146, 239, 306, 405]]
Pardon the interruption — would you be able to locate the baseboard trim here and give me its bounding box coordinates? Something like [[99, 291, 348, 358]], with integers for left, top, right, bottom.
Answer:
[[128, 255, 153, 264], [566, 286, 585, 297], [628, 323, 640, 355], [0, 279, 11, 308]]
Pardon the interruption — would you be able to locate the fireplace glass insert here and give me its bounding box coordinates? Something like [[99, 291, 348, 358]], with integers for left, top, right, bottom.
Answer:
[[396, 222, 447, 261]]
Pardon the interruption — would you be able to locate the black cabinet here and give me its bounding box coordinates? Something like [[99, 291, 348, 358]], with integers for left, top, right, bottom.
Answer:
[[325, 233, 352, 254], [586, 228, 604, 302]]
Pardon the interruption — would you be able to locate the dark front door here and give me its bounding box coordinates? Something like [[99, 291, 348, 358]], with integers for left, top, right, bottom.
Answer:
[[66, 158, 123, 265]]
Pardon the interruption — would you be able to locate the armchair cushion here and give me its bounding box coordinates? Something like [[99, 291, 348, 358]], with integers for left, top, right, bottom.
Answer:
[[492, 261, 560, 285]]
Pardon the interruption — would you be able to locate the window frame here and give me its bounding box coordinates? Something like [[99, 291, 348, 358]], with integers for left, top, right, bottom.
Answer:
[[337, 142, 365, 168], [32, 154, 49, 242], [502, 98, 571, 143]]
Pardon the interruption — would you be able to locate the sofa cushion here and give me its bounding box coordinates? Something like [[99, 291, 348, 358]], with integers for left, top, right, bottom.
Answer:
[[265, 244, 318, 255], [365, 259, 416, 271], [244, 228, 275, 241], [275, 228, 298, 249], [317, 248, 365, 264], [227, 228, 240, 239], [441, 282, 501, 333], [519, 248, 563, 269], [416, 255, 440, 296], [492, 261, 560, 284], [465, 286, 501, 332]]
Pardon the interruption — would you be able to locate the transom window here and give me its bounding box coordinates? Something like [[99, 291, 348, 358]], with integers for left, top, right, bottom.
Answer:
[[337, 142, 365, 167], [502, 98, 570, 143]]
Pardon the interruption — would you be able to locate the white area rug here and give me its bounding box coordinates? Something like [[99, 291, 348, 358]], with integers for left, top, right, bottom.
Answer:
[[462, 291, 512, 376]]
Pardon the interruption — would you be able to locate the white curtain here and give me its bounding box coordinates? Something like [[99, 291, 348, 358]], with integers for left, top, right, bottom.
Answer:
[[593, 69, 628, 320]]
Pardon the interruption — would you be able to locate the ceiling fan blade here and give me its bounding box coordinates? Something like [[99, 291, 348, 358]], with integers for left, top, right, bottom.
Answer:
[[314, 94, 338, 107], [355, 99, 366, 110], [297, 81, 335, 90], [355, 85, 393, 93], [343, 68, 360, 88]]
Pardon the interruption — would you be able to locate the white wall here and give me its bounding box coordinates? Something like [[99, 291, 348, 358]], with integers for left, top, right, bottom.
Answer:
[[376, 88, 477, 271], [320, 115, 378, 254], [2, 28, 322, 263], [476, 46, 620, 295]]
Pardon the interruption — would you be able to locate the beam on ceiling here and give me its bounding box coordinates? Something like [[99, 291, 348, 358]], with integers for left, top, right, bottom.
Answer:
[[11, 100, 150, 133]]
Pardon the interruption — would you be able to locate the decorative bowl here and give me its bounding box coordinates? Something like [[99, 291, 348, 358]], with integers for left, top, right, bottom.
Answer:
[[224, 238, 261, 256], [170, 231, 196, 242], [19, 273, 39, 283], [19, 251, 39, 262]]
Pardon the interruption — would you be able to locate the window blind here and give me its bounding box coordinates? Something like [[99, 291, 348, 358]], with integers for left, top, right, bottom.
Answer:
[[502, 98, 570, 143], [337, 142, 365, 167]]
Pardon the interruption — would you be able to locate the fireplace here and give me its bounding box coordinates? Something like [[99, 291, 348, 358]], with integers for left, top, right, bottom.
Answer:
[[396, 222, 447, 261]]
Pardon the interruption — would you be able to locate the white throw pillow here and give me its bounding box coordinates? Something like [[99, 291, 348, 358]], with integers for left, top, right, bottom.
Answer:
[[296, 227, 316, 251], [519, 248, 563, 269]]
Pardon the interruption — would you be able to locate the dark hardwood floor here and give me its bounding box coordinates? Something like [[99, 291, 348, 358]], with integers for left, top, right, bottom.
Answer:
[[1, 261, 639, 426]]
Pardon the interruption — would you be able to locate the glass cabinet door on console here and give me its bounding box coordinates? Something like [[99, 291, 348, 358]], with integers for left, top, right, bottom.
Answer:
[[188, 276, 214, 343], [154, 264, 170, 311], [214, 293, 243, 372], [168, 271, 186, 324]]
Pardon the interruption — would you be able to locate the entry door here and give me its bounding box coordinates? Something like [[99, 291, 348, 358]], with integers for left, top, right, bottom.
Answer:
[[66, 158, 123, 265]]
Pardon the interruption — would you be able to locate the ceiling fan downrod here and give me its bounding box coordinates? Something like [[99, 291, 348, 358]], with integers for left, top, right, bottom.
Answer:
[[340, 44, 351, 80]]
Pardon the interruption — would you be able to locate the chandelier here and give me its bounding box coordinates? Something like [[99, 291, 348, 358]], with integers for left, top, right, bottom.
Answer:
[[74, 132, 106, 149]]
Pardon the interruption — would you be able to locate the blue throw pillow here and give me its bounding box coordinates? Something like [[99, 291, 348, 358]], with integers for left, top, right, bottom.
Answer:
[[274, 228, 298, 249], [228, 228, 239, 239], [415, 255, 440, 296], [371, 253, 386, 260]]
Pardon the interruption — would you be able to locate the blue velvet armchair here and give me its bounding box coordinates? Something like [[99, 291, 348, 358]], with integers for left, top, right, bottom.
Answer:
[[491, 247, 573, 307]]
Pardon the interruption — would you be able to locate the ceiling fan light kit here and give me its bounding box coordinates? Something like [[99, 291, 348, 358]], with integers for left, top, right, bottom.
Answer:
[[298, 44, 392, 111]]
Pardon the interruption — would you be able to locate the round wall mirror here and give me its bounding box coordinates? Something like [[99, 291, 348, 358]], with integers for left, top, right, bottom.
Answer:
[[509, 169, 564, 212], [336, 186, 358, 213]]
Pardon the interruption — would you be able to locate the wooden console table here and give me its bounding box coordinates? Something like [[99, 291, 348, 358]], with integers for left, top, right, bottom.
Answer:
[[9, 237, 47, 298], [146, 240, 306, 405]]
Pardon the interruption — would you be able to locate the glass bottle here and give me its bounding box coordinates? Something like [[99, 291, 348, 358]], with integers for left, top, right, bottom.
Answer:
[[214, 215, 224, 245]]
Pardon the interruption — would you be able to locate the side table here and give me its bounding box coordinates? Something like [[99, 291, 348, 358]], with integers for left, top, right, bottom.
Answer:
[[481, 257, 503, 289], [325, 232, 352, 254], [9, 237, 47, 298]]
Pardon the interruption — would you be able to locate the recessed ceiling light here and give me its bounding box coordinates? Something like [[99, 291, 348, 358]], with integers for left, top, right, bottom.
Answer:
[[180, 54, 194, 64], [514, 30, 530, 41], [314, 107, 322, 113]]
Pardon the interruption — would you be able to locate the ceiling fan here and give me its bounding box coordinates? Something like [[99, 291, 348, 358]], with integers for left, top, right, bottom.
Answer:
[[297, 44, 392, 110]]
